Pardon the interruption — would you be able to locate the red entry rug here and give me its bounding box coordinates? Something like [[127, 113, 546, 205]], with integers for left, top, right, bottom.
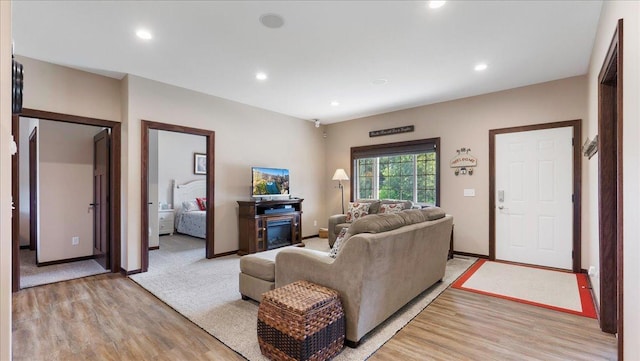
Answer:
[[452, 259, 596, 318]]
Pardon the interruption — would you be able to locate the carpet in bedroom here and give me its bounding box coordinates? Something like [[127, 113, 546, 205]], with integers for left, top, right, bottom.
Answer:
[[131, 236, 476, 360]]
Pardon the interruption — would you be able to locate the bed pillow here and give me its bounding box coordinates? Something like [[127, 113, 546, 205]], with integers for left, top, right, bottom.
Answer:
[[182, 200, 200, 212], [196, 197, 207, 210]]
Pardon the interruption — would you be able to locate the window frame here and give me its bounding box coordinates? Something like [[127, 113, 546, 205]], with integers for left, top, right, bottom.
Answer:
[[350, 137, 440, 206]]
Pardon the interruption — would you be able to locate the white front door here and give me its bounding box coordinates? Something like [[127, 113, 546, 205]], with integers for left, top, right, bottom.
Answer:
[[495, 126, 573, 270]]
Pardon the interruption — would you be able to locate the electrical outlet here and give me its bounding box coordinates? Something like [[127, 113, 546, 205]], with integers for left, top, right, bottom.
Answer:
[[314, 220, 317, 227], [72, 236, 79, 246], [588, 266, 598, 277]]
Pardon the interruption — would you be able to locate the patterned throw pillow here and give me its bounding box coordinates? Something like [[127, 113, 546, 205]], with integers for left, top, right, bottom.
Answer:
[[329, 228, 348, 259], [345, 202, 371, 223], [379, 202, 405, 214], [196, 197, 207, 210]]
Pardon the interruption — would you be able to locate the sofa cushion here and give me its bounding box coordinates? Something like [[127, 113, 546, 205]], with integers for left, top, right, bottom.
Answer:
[[346, 212, 406, 237], [420, 206, 446, 221], [379, 202, 406, 214], [346, 202, 371, 223], [240, 254, 276, 282], [397, 209, 427, 225], [357, 199, 382, 214], [329, 228, 348, 259]]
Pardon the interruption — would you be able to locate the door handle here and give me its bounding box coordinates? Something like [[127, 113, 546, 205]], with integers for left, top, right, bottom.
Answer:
[[89, 203, 97, 206]]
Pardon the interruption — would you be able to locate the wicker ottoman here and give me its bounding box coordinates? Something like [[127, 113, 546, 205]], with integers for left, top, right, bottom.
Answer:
[[257, 280, 345, 361]]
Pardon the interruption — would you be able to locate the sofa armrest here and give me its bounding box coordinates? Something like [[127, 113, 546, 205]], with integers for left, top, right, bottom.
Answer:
[[328, 214, 347, 247]]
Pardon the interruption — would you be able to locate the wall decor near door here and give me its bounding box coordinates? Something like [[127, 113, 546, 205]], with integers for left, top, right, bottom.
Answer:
[[450, 148, 477, 176]]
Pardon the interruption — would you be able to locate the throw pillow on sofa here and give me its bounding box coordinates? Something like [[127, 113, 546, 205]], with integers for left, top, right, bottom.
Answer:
[[379, 202, 405, 214], [329, 228, 348, 259], [345, 202, 371, 223]]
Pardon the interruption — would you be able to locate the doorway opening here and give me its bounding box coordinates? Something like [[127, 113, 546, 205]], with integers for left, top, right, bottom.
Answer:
[[489, 119, 582, 272], [140, 120, 215, 273], [597, 19, 623, 355], [12, 109, 121, 292]]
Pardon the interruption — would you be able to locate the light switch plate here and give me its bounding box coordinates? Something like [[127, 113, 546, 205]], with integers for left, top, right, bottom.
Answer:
[[463, 189, 475, 197]]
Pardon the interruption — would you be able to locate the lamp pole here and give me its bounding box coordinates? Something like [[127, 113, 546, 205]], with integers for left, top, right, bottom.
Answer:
[[338, 181, 345, 214]]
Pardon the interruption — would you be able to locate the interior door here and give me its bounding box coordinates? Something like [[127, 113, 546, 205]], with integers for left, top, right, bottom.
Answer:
[[29, 128, 38, 259], [495, 126, 573, 269], [93, 129, 110, 269]]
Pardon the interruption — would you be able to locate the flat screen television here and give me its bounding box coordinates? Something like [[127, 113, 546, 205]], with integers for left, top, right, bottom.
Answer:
[[251, 167, 290, 197]]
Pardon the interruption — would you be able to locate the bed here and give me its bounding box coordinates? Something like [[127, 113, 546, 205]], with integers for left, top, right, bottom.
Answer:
[[172, 179, 207, 239]]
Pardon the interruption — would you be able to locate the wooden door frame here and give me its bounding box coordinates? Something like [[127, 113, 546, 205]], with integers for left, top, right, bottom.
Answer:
[[11, 116, 20, 292], [11, 108, 122, 291], [488, 119, 582, 273], [140, 120, 215, 272], [597, 19, 623, 355], [28, 128, 37, 259]]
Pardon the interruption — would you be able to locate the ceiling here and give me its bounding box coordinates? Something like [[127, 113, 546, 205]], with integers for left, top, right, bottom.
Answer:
[[11, 1, 602, 124]]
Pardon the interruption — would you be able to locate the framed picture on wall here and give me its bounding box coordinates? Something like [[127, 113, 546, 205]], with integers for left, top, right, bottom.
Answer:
[[194, 153, 206, 174]]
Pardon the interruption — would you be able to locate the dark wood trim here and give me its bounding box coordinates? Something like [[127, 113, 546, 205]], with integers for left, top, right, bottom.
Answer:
[[16, 108, 122, 277], [28, 128, 37, 262], [36, 255, 96, 267], [148, 246, 160, 251], [120, 268, 143, 276], [452, 251, 488, 259], [488, 119, 582, 273], [11, 115, 20, 292], [141, 120, 216, 272], [349, 137, 441, 205], [19, 245, 29, 250], [302, 234, 319, 240], [597, 19, 623, 350], [211, 250, 238, 258]]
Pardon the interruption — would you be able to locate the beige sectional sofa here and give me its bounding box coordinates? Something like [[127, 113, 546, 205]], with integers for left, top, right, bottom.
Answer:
[[327, 199, 415, 247], [239, 207, 452, 346]]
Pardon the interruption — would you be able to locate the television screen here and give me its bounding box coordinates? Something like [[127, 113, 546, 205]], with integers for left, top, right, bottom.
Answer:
[[252, 167, 289, 196]]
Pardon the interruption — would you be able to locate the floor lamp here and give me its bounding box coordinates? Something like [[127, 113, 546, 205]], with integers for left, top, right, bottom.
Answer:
[[332, 168, 349, 214]]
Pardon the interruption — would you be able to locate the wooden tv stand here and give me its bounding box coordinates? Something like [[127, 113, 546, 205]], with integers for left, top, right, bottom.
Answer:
[[237, 198, 303, 255]]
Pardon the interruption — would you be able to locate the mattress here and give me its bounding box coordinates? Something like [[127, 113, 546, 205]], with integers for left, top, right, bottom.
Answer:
[[175, 210, 206, 239]]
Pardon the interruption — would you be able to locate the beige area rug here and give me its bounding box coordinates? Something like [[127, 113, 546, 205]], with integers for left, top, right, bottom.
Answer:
[[131, 234, 476, 360], [452, 259, 596, 318], [19, 249, 108, 288]]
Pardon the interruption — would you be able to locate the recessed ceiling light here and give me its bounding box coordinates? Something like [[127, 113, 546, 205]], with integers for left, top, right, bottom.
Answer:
[[474, 63, 488, 71], [256, 72, 268, 81], [372, 78, 388, 85], [428, 1, 446, 9], [260, 13, 285, 29], [136, 29, 152, 40], [331, 101, 340, 107]]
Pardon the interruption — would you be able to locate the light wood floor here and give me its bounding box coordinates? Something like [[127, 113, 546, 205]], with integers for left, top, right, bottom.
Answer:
[[12, 273, 616, 361]]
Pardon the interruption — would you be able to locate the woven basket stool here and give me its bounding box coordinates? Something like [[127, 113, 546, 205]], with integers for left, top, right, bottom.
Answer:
[[257, 280, 345, 361]]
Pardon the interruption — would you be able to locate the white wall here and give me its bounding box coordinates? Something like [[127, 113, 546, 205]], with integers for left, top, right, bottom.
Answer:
[[325, 76, 587, 257], [148, 129, 159, 248], [158, 130, 206, 206], [37, 120, 102, 262], [0, 1, 12, 358], [17, 117, 36, 246], [586, 1, 640, 358]]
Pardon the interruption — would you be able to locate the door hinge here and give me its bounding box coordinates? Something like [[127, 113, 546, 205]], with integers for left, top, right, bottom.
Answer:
[[572, 194, 575, 202], [572, 137, 574, 146], [572, 250, 574, 259]]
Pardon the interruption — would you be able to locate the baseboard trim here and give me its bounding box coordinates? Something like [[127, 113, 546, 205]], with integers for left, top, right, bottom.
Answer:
[[149, 246, 160, 250], [302, 234, 320, 240], [212, 250, 238, 258], [453, 251, 488, 259], [584, 270, 601, 321], [37, 255, 96, 267], [121, 268, 143, 276]]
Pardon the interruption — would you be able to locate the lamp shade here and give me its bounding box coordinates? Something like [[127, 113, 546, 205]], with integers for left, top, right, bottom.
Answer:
[[332, 168, 349, 181]]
